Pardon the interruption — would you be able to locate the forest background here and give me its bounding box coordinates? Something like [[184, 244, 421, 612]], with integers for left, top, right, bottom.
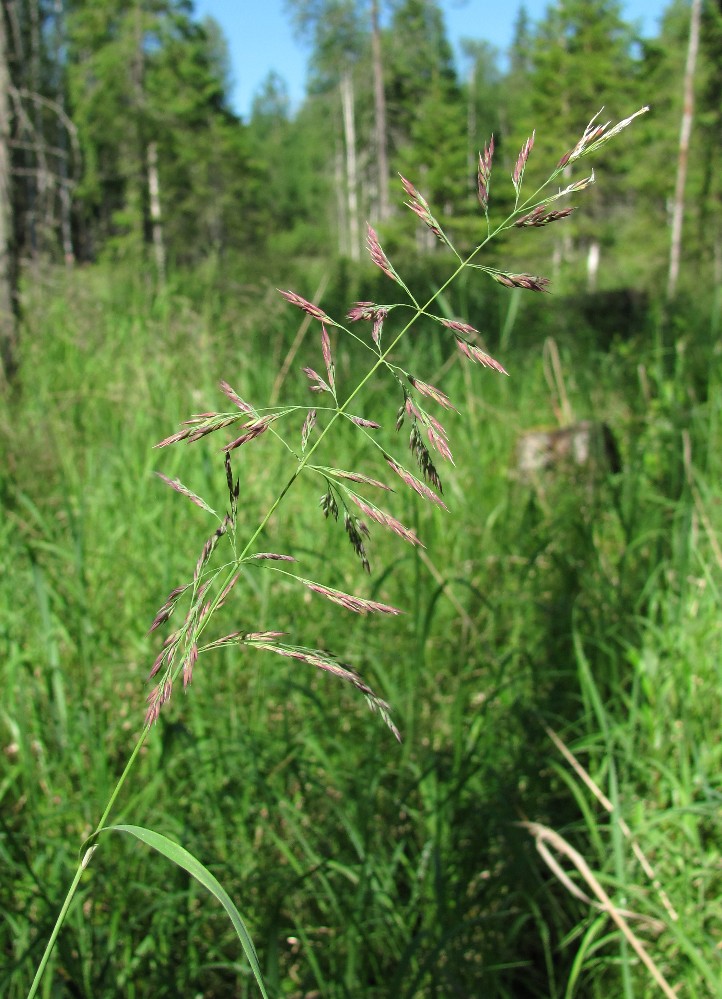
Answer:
[[1, 0, 721, 996]]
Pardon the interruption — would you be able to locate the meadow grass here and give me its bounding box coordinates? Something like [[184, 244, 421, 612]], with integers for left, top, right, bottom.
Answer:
[[2, 195, 721, 993]]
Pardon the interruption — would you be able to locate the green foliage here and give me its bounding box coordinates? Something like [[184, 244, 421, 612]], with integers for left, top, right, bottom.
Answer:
[[63, 0, 257, 264], [2, 0, 722, 994], [2, 208, 721, 997], [9, 0, 721, 293]]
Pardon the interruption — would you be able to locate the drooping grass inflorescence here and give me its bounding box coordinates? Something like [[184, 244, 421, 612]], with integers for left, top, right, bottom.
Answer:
[[146, 107, 649, 742], [28, 105, 649, 999]]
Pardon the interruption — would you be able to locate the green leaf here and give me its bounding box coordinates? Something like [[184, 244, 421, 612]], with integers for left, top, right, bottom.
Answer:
[[100, 825, 269, 998]]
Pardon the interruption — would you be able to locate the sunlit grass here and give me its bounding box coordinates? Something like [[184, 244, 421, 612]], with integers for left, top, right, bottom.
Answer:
[[1, 263, 720, 996]]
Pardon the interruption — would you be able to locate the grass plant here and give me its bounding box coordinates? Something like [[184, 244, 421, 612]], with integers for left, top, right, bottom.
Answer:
[[2, 106, 721, 996]]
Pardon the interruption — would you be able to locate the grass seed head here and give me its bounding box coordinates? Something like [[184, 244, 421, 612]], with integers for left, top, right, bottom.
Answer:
[[513, 131, 535, 191], [477, 135, 495, 212], [489, 270, 550, 293], [366, 224, 399, 284], [400, 174, 446, 242], [514, 205, 575, 227], [344, 511, 371, 573], [278, 289, 331, 322]]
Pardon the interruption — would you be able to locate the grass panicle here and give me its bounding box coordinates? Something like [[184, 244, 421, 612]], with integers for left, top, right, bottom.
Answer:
[[20, 107, 663, 999]]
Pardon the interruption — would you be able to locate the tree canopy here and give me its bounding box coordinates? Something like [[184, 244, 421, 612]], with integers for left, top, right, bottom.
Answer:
[[2, 0, 719, 296]]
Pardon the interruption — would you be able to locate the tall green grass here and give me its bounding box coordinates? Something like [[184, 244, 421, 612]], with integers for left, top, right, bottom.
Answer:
[[1, 258, 720, 996]]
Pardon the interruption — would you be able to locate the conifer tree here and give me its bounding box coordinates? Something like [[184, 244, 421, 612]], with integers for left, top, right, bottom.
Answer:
[[520, 0, 641, 287], [385, 0, 467, 241]]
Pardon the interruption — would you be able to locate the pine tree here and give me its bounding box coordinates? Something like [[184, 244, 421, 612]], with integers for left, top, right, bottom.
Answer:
[[65, 1, 256, 266]]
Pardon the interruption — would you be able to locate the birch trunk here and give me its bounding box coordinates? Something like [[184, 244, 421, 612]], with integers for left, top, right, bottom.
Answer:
[[667, 0, 701, 301], [586, 239, 600, 292], [370, 0, 389, 221], [339, 69, 360, 261], [147, 141, 166, 282]]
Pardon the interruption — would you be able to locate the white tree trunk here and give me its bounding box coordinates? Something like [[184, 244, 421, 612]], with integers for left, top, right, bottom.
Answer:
[[334, 140, 347, 256], [339, 69, 360, 261], [586, 239, 600, 292], [147, 141, 165, 282], [667, 0, 701, 301]]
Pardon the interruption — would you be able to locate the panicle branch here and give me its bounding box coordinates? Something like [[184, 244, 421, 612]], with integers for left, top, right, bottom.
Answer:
[[557, 107, 648, 167]]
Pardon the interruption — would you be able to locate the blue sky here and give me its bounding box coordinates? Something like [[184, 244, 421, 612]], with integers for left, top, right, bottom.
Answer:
[[193, 1, 667, 121]]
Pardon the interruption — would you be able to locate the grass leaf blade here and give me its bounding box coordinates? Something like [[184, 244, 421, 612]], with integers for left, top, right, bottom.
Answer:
[[101, 824, 269, 998]]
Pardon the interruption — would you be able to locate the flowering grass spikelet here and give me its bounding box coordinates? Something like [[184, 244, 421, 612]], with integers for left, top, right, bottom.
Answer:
[[477, 135, 494, 213], [514, 205, 575, 227], [148, 585, 189, 635], [347, 414, 381, 429], [321, 488, 339, 520], [278, 289, 332, 322], [486, 269, 550, 294], [250, 552, 297, 562], [512, 131, 535, 195], [385, 455, 447, 510], [154, 472, 216, 515], [325, 468, 391, 490], [219, 380, 255, 414], [439, 318, 478, 337], [400, 174, 447, 244], [155, 413, 243, 448], [194, 519, 228, 582], [300, 578, 402, 616], [348, 492, 423, 546], [347, 301, 377, 322], [301, 409, 317, 451], [557, 107, 649, 167], [321, 326, 335, 394], [455, 337, 508, 375], [344, 511, 371, 573], [347, 301, 390, 345], [303, 367, 332, 394], [222, 414, 279, 453], [408, 375, 457, 412], [409, 423, 443, 492], [366, 224, 399, 284]]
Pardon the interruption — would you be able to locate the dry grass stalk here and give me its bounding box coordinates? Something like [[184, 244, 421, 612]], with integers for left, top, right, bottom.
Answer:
[[520, 821, 677, 999], [545, 726, 679, 922]]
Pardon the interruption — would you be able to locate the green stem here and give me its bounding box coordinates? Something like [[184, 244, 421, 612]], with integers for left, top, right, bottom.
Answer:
[[27, 732, 149, 999]]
